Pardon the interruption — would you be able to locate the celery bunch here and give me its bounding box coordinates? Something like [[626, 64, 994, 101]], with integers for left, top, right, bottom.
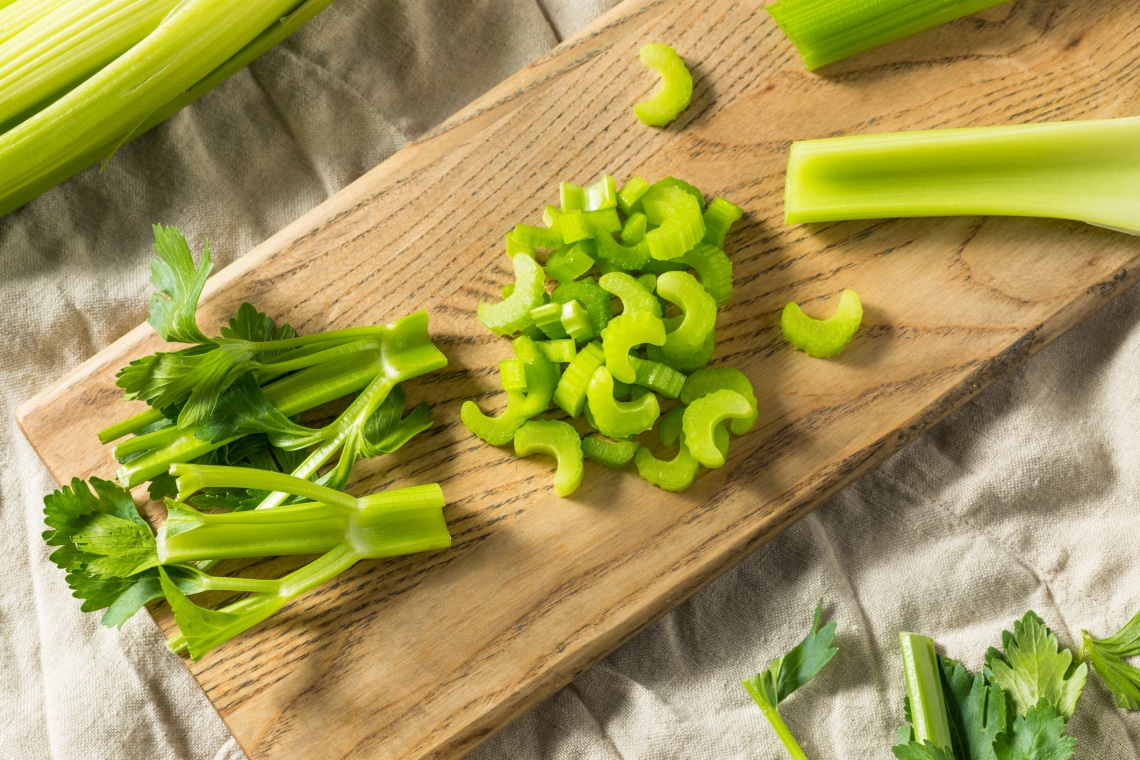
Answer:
[[0, 0, 336, 218]]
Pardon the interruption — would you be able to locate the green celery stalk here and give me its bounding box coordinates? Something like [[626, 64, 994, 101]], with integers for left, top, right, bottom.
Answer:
[[898, 632, 953, 751], [0, 0, 336, 218], [0, 0, 70, 48], [0, 0, 181, 131], [768, 0, 1011, 71], [785, 117, 1140, 234]]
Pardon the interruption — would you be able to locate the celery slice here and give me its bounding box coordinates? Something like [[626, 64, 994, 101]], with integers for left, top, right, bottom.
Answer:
[[781, 289, 863, 359], [768, 0, 1011, 71], [634, 43, 693, 127], [785, 117, 1140, 234]]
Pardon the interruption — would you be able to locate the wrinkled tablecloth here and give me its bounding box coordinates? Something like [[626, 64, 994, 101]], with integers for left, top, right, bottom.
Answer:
[[3, 2, 1137, 758]]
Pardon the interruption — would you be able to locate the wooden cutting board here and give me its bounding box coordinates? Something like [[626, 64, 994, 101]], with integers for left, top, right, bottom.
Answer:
[[16, 0, 1140, 757]]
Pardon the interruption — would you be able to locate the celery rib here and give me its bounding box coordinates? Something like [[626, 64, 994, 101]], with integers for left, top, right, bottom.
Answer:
[[768, 0, 1012, 71], [785, 117, 1140, 234], [0, 0, 337, 218]]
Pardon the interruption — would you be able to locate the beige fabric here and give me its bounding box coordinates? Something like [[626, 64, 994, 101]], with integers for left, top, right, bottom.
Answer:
[[4, 1, 1138, 758]]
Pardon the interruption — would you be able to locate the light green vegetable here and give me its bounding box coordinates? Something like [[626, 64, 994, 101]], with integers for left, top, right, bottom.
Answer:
[[43, 467, 450, 659], [743, 599, 838, 760], [586, 366, 660, 440], [479, 254, 547, 336], [784, 117, 1140, 234], [0, 0, 337, 217], [767, 0, 1011, 71], [681, 389, 752, 468], [1081, 610, 1140, 710], [898, 632, 953, 754], [514, 420, 584, 497], [633, 43, 692, 127], [781, 289, 863, 359]]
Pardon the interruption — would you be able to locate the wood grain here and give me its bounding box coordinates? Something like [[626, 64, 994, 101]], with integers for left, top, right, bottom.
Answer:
[[15, 0, 1140, 757]]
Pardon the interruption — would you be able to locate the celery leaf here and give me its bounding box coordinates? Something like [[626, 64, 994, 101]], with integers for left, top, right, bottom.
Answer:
[[148, 224, 212, 345], [986, 612, 1086, 721], [992, 700, 1076, 760], [1081, 611, 1140, 710]]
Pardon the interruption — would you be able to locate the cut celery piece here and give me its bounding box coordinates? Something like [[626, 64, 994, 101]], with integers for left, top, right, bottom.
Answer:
[[768, 0, 1011, 71], [784, 117, 1140, 234], [514, 420, 584, 497], [781, 289, 863, 359], [634, 43, 693, 127], [478, 254, 546, 336]]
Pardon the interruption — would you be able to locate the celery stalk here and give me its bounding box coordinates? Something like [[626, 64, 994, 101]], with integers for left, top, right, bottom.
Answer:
[[0, 0, 181, 130], [0, 0, 335, 218], [0, 0, 70, 48], [768, 0, 1011, 71], [785, 117, 1140, 234], [898, 632, 953, 751]]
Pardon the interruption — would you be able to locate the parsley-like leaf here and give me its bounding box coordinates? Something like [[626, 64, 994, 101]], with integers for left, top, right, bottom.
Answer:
[[148, 224, 212, 345], [941, 658, 1007, 760], [893, 740, 959, 760], [992, 700, 1076, 760], [1081, 611, 1140, 710], [359, 384, 434, 457], [743, 599, 838, 758], [43, 478, 161, 627], [986, 612, 1086, 721]]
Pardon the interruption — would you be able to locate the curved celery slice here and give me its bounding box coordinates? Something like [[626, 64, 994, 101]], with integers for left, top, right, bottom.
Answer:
[[478, 254, 546, 336], [682, 389, 753, 469], [600, 271, 662, 317], [659, 405, 728, 455], [553, 341, 605, 417], [601, 311, 667, 384], [784, 117, 1140, 233], [514, 420, 584, 497], [635, 411, 700, 492], [675, 242, 733, 308], [656, 271, 717, 371], [461, 336, 558, 445], [642, 184, 706, 260], [781, 289, 863, 358], [768, 0, 1010, 71], [634, 43, 693, 127], [682, 367, 757, 434], [586, 366, 660, 440], [594, 230, 651, 271], [581, 436, 640, 469]]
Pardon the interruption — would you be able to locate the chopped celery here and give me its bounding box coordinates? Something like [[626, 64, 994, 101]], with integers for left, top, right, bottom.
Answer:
[[781, 289, 863, 359], [634, 43, 693, 127], [586, 366, 660, 440], [581, 436, 640, 469], [768, 0, 1011, 71], [681, 389, 753, 469], [784, 117, 1140, 234], [464, 176, 750, 495], [514, 420, 584, 497], [478, 254, 546, 336]]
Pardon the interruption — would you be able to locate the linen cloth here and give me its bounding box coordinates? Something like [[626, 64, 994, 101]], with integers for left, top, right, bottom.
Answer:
[[2, 1, 1137, 758]]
